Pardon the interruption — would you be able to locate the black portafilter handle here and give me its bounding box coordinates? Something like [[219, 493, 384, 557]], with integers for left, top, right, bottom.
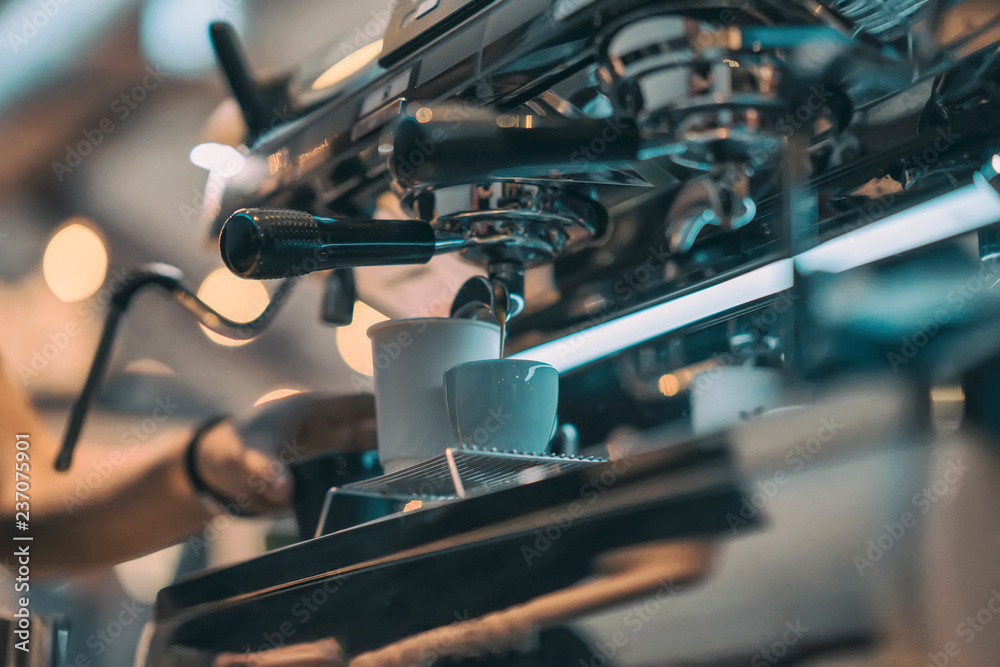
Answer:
[[387, 105, 642, 189], [220, 208, 438, 279]]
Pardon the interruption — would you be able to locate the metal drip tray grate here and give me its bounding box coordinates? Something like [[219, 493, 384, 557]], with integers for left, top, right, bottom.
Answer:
[[335, 447, 608, 501]]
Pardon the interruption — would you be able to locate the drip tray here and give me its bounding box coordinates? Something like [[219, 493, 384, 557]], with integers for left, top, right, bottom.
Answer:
[[333, 447, 607, 502]]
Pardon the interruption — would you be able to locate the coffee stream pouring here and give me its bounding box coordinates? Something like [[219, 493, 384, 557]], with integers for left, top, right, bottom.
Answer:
[[493, 281, 510, 359]]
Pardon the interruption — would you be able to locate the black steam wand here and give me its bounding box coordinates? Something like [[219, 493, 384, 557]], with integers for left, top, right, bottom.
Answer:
[[54, 264, 296, 471]]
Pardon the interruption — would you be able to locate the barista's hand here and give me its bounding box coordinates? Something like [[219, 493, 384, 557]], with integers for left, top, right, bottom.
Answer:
[[194, 393, 376, 515]]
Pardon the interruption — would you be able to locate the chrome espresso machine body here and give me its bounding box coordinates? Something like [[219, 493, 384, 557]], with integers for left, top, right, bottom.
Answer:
[[136, 0, 1000, 664]]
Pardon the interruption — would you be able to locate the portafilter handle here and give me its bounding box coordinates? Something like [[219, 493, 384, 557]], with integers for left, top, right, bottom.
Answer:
[[220, 208, 461, 279]]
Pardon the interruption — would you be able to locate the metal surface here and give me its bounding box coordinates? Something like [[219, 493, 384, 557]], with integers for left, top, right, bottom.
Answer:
[[832, 0, 931, 40], [404, 181, 609, 267], [145, 438, 746, 663], [0, 614, 67, 667], [599, 15, 785, 170], [329, 446, 608, 501], [666, 168, 756, 253]]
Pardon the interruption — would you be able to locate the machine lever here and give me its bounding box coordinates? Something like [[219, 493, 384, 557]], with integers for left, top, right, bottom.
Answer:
[[209, 22, 274, 143]]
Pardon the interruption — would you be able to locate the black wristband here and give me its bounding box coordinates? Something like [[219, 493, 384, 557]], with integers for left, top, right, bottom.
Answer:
[[183, 415, 233, 507]]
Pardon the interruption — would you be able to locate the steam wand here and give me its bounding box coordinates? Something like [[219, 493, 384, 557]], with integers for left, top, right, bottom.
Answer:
[[54, 264, 296, 471]]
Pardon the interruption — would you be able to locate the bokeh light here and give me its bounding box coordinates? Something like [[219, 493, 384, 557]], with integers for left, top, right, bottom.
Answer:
[[335, 301, 388, 376], [658, 373, 682, 397], [123, 358, 176, 376], [196, 267, 269, 347], [43, 220, 108, 302], [189, 142, 246, 172], [253, 387, 303, 407], [311, 39, 383, 91]]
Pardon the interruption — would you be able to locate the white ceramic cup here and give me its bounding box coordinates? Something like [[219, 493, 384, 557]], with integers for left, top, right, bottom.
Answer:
[[443, 359, 559, 454], [367, 318, 501, 473]]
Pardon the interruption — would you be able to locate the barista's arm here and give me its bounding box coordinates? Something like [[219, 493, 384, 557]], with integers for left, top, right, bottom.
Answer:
[[1, 366, 213, 577], [0, 358, 286, 578]]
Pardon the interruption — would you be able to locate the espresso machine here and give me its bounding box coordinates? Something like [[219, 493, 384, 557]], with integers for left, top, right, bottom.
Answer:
[[50, 0, 1000, 664]]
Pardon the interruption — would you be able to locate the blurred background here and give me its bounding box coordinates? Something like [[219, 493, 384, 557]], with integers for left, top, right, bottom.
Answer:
[[0, 1, 415, 664]]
